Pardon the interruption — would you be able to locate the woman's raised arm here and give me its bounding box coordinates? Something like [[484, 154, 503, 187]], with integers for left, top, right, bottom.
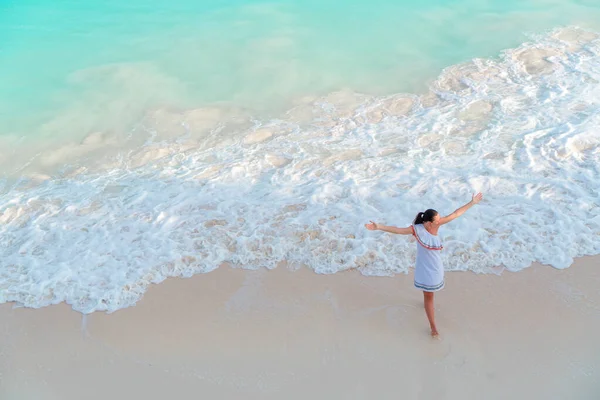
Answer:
[[439, 193, 483, 225]]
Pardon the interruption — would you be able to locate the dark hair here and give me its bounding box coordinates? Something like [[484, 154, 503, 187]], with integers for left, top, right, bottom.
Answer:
[[414, 209, 438, 225]]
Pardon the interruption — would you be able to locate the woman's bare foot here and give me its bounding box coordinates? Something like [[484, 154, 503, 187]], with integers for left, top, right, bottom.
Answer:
[[431, 329, 440, 339]]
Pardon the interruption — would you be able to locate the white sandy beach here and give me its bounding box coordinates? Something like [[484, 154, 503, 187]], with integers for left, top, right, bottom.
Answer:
[[2, 2, 600, 399], [1, 257, 599, 400]]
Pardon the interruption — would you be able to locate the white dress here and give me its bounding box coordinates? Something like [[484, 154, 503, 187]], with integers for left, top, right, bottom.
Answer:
[[412, 224, 445, 292]]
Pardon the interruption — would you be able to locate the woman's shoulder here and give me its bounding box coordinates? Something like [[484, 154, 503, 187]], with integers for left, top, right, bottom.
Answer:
[[413, 223, 438, 236], [412, 223, 443, 249], [413, 223, 428, 235]]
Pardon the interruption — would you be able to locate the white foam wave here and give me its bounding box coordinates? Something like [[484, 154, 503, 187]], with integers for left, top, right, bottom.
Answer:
[[1, 27, 600, 313]]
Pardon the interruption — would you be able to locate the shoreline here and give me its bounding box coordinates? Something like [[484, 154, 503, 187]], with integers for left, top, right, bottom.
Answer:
[[2, 257, 599, 399]]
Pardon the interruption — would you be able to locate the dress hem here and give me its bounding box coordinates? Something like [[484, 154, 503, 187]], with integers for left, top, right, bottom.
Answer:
[[414, 280, 445, 292]]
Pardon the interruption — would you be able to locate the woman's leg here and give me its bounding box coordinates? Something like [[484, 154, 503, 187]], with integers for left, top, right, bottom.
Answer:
[[423, 291, 439, 337]]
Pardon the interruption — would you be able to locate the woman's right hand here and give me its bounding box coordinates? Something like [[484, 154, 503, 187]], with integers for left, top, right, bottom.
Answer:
[[365, 221, 378, 230], [471, 192, 483, 204]]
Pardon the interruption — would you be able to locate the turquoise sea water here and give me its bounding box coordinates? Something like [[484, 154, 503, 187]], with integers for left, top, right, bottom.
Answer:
[[2, 1, 600, 312], [2, 0, 600, 161]]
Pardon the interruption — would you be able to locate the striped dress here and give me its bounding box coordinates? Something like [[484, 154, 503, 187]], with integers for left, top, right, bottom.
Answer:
[[411, 224, 445, 292]]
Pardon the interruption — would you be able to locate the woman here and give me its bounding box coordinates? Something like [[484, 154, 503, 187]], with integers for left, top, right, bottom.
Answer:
[[365, 193, 483, 338]]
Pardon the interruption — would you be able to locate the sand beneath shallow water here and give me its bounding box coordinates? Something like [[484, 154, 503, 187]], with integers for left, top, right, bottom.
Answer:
[[1, 257, 599, 400]]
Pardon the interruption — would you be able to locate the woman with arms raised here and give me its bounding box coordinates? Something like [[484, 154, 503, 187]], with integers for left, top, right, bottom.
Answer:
[[365, 193, 483, 338]]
